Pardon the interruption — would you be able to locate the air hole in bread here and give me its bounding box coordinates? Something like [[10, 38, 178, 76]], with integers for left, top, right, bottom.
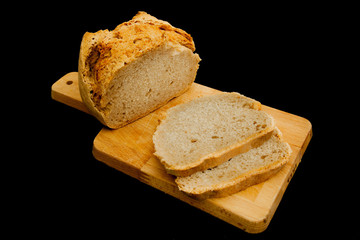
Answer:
[[133, 38, 141, 44], [191, 139, 197, 143], [211, 136, 219, 139], [146, 88, 152, 96], [242, 103, 251, 108]]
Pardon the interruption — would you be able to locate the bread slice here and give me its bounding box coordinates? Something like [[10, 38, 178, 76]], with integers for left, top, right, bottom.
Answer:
[[78, 11, 200, 129], [153, 92, 275, 177], [175, 128, 292, 200]]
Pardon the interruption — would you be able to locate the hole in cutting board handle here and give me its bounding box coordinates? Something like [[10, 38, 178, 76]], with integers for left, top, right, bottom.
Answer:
[[66, 80, 73, 85]]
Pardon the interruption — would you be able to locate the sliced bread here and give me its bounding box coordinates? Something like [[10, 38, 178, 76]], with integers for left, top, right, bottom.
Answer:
[[153, 92, 275, 177], [78, 11, 200, 129], [175, 128, 292, 200]]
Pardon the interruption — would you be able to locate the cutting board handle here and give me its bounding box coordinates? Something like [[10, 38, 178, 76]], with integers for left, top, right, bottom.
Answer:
[[51, 72, 90, 114]]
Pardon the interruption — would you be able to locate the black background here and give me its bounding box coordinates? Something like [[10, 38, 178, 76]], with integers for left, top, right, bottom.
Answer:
[[10, 1, 358, 239]]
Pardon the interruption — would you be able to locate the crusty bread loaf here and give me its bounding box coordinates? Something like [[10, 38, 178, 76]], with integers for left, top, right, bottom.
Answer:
[[175, 128, 291, 200], [153, 92, 275, 177], [78, 11, 200, 129]]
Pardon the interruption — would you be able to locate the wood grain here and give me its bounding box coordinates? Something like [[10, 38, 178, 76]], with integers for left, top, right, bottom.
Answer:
[[51, 72, 312, 233]]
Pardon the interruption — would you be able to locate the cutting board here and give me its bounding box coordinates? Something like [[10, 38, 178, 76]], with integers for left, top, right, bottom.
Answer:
[[51, 72, 312, 233]]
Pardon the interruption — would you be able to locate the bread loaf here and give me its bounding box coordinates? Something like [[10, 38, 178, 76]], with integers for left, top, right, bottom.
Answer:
[[78, 11, 200, 128], [153, 92, 275, 177], [175, 128, 292, 200]]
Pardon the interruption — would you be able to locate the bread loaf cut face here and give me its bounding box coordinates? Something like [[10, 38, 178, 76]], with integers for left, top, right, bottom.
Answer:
[[175, 128, 292, 200], [153, 92, 275, 177], [78, 11, 200, 129]]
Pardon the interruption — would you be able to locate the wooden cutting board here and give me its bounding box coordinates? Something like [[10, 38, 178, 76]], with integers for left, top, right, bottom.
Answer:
[[51, 72, 312, 233]]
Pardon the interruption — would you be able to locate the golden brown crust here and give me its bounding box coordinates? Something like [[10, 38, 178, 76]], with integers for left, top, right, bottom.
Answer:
[[78, 11, 197, 124]]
